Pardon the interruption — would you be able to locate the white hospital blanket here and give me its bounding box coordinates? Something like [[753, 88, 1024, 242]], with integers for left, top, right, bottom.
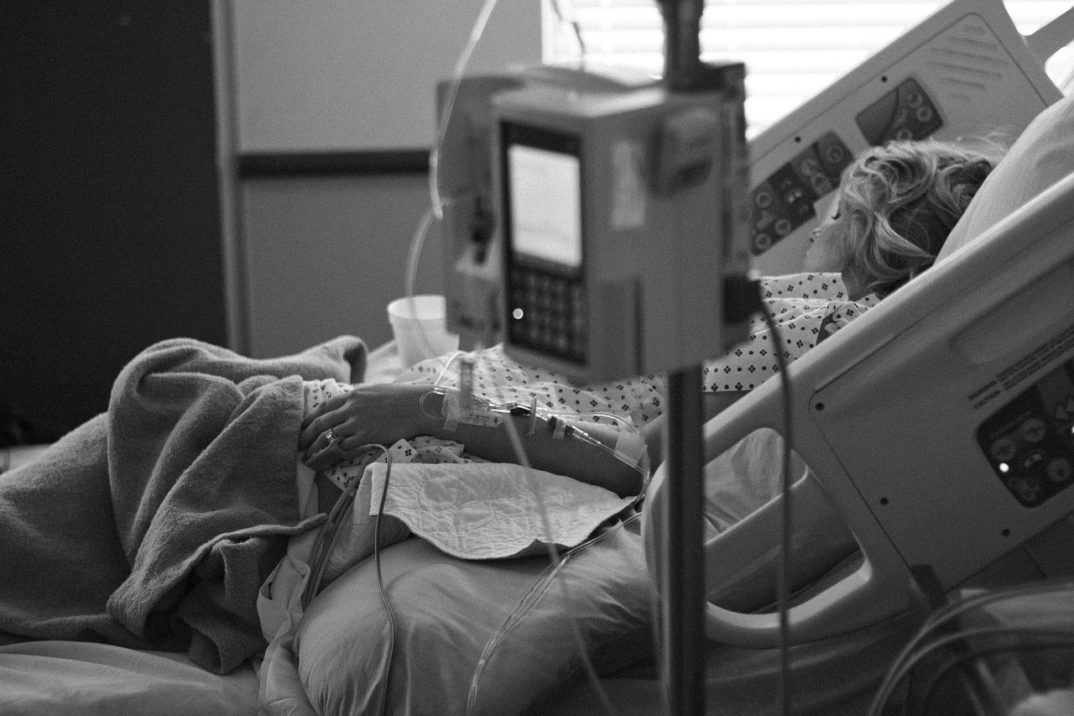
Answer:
[[257, 439, 634, 645], [0, 641, 259, 716], [367, 460, 635, 560]]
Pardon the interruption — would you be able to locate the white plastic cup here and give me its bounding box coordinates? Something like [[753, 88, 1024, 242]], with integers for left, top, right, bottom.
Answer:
[[386, 294, 460, 368]]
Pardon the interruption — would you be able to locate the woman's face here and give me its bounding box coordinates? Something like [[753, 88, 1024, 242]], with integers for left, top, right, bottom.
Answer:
[[803, 199, 846, 272], [803, 198, 870, 300]]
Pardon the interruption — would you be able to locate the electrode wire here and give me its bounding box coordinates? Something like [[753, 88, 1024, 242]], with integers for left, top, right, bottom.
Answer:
[[301, 443, 392, 609], [372, 451, 400, 716]]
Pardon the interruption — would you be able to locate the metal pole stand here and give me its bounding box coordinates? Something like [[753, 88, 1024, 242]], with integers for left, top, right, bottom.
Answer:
[[661, 364, 706, 715]]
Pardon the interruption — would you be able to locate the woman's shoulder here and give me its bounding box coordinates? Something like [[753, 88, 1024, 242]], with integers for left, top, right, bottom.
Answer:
[[759, 272, 849, 301]]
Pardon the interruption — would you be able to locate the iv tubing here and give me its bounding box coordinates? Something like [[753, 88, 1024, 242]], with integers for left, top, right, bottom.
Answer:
[[417, 385, 649, 476], [465, 409, 620, 716], [428, 0, 500, 221]]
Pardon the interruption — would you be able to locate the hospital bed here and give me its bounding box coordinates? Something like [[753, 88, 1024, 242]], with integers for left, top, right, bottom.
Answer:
[[4, 4, 1074, 716]]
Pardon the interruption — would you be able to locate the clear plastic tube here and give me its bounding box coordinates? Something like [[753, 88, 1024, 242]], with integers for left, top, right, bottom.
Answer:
[[417, 385, 648, 477], [417, 4, 616, 712], [427, 0, 501, 222]]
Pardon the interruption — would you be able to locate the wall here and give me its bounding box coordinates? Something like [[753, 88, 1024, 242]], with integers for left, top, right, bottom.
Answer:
[[224, 1, 542, 357], [1, 0, 226, 438]]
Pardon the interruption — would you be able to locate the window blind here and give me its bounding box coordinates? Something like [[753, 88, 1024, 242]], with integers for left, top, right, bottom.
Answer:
[[544, 0, 1074, 135]]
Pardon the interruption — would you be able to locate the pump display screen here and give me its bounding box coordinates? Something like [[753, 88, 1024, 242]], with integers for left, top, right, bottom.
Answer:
[[501, 122, 587, 364], [507, 143, 582, 267]]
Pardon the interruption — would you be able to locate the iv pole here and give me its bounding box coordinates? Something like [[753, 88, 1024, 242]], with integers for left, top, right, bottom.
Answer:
[[663, 368, 707, 714], [656, 2, 709, 714]]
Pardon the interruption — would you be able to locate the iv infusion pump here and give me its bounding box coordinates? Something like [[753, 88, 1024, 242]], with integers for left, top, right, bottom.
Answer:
[[438, 65, 753, 384], [495, 70, 752, 383], [438, 0, 1072, 374]]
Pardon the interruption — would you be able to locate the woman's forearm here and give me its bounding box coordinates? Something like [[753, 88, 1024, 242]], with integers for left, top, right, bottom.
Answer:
[[300, 382, 650, 497], [415, 391, 647, 497]]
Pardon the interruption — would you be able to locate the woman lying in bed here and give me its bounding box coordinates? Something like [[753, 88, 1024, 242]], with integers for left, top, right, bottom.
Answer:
[[254, 137, 1007, 671], [298, 136, 1003, 490], [0, 135, 1003, 698]]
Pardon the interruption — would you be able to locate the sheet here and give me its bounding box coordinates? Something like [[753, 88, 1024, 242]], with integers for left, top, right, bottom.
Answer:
[[369, 460, 635, 559], [261, 518, 656, 716], [0, 641, 259, 716]]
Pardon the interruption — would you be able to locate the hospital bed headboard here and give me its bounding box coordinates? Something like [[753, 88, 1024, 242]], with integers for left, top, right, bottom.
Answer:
[[645, 93, 1074, 646], [749, 0, 1073, 276]]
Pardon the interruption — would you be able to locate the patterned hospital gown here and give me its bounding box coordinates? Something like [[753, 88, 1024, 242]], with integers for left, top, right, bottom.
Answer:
[[303, 344, 666, 491], [703, 272, 876, 392], [304, 272, 875, 488], [396, 273, 874, 413]]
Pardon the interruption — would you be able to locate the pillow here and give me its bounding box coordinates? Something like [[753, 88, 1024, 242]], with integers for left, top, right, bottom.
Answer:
[[937, 93, 1074, 262], [293, 518, 653, 715]]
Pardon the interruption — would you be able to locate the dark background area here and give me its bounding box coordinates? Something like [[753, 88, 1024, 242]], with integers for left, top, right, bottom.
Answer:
[[1, 0, 226, 443]]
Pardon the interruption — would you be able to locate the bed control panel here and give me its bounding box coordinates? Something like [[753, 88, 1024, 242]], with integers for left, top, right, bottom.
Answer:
[[748, 131, 852, 254], [855, 77, 943, 146], [748, 77, 945, 256], [978, 357, 1074, 507], [747, 0, 1067, 274]]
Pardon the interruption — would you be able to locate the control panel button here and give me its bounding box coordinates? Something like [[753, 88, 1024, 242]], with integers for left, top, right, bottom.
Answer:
[[977, 355, 1074, 507], [1010, 476, 1046, 506], [855, 77, 943, 146], [989, 437, 1017, 462], [508, 263, 586, 364], [1020, 417, 1047, 443], [749, 132, 852, 255], [1054, 395, 1074, 423], [1046, 456, 1073, 484]]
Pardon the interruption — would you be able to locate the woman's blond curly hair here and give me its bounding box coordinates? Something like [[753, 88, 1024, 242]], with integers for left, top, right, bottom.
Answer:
[[834, 137, 1005, 298]]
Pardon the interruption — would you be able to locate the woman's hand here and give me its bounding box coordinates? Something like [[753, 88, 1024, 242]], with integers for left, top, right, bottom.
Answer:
[[299, 382, 433, 470]]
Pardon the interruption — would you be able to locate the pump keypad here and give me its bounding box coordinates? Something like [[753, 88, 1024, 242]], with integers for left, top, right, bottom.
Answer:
[[977, 358, 1074, 507], [508, 265, 587, 364]]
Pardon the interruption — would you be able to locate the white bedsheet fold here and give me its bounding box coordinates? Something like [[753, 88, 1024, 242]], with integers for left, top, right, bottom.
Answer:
[[367, 460, 635, 560]]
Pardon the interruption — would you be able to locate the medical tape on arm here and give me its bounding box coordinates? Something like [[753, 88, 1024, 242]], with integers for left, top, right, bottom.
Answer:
[[548, 414, 649, 475], [438, 389, 505, 431]]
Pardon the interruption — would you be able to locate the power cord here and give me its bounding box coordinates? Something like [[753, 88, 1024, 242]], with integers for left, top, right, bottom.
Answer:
[[301, 444, 393, 610], [300, 444, 399, 716], [372, 454, 399, 716]]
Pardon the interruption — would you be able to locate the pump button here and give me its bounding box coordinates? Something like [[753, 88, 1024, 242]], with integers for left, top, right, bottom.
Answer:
[[990, 437, 1017, 462], [1020, 417, 1047, 443], [1046, 456, 1073, 484]]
